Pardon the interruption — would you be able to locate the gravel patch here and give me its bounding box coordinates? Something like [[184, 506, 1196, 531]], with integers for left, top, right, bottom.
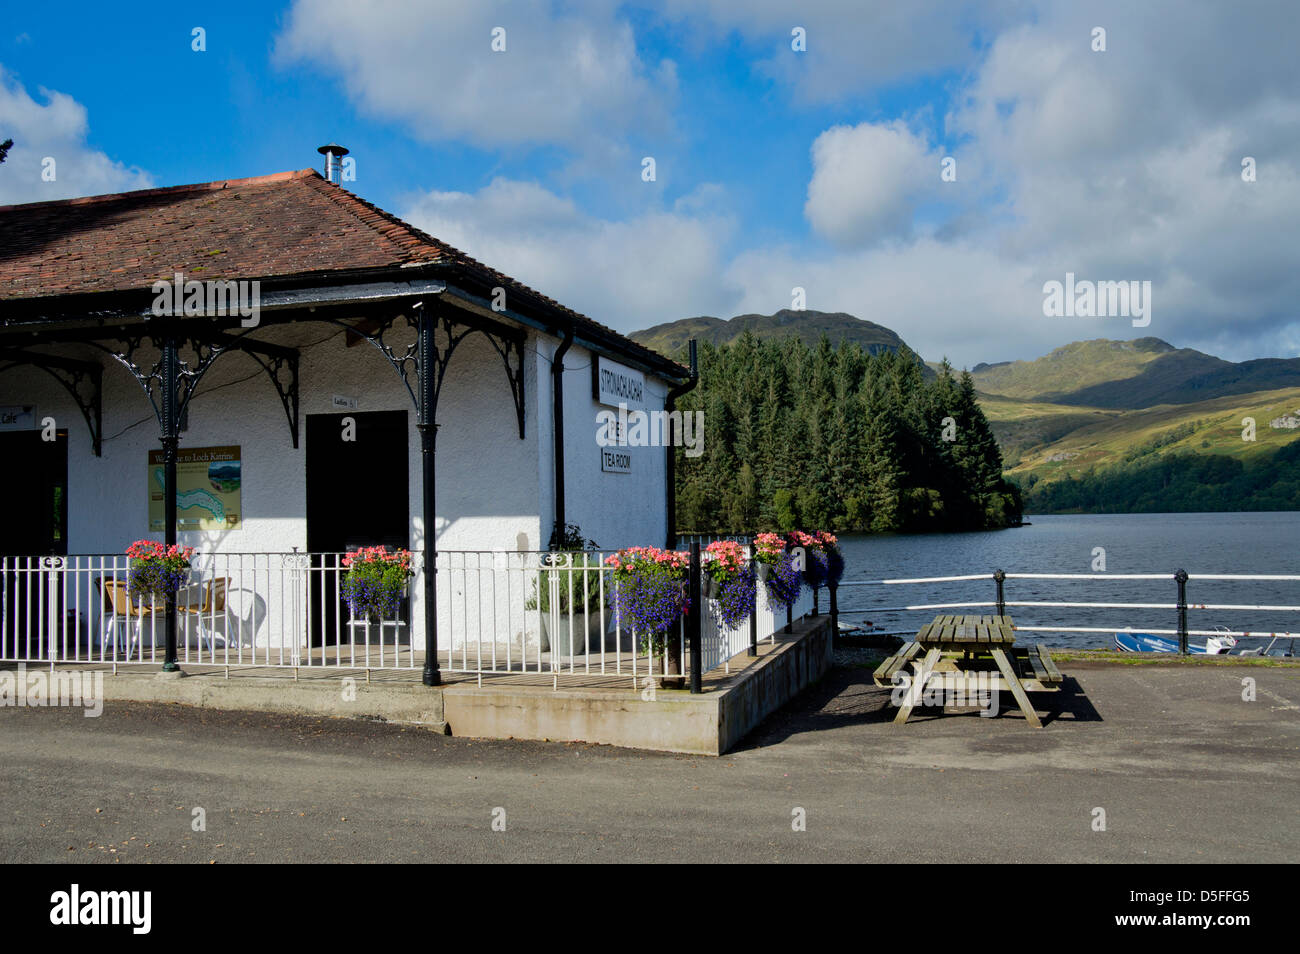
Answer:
[[832, 645, 889, 668]]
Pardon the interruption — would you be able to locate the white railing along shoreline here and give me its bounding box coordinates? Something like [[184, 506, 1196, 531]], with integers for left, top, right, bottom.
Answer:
[[833, 570, 1300, 647]]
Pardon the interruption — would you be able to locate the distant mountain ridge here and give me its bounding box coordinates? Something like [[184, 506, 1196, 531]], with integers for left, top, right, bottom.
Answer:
[[631, 309, 911, 358], [970, 337, 1300, 409], [631, 311, 1300, 507], [634, 311, 1300, 415], [968, 338, 1300, 497]]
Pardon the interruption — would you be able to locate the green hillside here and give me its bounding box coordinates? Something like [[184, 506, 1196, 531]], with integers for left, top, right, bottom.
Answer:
[[987, 387, 1300, 478], [969, 338, 1176, 402], [632, 309, 910, 358], [631, 313, 1300, 513], [971, 336, 1300, 409]]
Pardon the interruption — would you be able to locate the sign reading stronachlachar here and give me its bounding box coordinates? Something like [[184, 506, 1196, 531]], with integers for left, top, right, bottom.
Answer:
[[593, 356, 645, 409], [148, 445, 241, 531]]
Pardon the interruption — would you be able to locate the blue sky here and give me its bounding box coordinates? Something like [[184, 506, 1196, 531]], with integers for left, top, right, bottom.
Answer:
[[2, 1, 1298, 366]]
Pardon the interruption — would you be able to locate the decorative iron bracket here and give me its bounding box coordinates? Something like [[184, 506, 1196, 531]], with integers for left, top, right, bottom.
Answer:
[[317, 299, 526, 438], [0, 349, 104, 455], [421, 304, 527, 438], [80, 322, 301, 447], [212, 333, 301, 449]]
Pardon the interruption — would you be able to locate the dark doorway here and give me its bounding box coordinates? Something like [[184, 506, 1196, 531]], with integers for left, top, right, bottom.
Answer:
[[0, 428, 68, 557], [0, 428, 69, 658], [305, 411, 409, 647]]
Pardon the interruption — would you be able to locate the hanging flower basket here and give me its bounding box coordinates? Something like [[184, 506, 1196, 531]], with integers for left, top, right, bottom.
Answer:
[[753, 532, 787, 582], [340, 546, 413, 622], [825, 540, 846, 588], [605, 546, 689, 653], [764, 551, 803, 611], [704, 540, 756, 628], [703, 540, 746, 594], [716, 567, 757, 628], [125, 540, 194, 605], [789, 530, 842, 590]]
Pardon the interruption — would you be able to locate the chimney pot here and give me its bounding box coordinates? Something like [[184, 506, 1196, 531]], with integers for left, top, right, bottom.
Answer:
[[317, 143, 350, 184]]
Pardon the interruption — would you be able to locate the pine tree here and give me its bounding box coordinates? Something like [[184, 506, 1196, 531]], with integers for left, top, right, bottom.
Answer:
[[668, 334, 1020, 533]]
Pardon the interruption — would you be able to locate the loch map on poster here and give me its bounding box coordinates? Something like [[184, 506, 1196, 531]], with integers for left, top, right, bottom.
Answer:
[[147, 445, 241, 531]]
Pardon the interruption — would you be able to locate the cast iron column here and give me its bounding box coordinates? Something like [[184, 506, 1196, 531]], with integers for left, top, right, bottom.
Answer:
[[160, 335, 180, 671], [417, 305, 441, 686], [748, 544, 758, 657], [688, 541, 702, 693], [829, 581, 839, 641], [551, 324, 572, 547], [1175, 568, 1189, 655]]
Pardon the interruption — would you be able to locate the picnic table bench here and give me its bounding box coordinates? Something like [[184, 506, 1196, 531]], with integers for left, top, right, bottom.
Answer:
[[873, 614, 1062, 727]]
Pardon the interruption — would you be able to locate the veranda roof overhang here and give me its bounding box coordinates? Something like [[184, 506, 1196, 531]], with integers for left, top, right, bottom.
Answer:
[[0, 262, 690, 385]]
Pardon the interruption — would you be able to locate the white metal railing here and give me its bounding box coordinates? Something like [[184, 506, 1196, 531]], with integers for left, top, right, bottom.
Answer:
[[677, 533, 752, 549], [0, 553, 319, 669], [438, 550, 690, 683], [0, 550, 817, 681], [698, 580, 812, 674], [835, 571, 1300, 645]]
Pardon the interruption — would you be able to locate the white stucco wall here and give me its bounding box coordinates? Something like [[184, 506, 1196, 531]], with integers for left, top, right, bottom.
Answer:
[[1, 321, 546, 556], [550, 339, 671, 551], [1, 306, 675, 652]]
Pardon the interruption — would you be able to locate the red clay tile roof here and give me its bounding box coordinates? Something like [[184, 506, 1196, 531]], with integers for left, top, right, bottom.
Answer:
[[0, 169, 686, 377]]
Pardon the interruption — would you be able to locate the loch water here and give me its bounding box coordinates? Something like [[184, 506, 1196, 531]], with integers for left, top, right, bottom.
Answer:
[[833, 512, 1300, 649]]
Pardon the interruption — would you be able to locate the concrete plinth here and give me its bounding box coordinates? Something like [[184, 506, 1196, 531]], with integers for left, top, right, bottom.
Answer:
[[442, 616, 832, 755], [21, 615, 831, 755]]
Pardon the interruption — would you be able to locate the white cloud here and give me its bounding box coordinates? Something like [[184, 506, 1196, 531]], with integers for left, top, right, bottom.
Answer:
[[724, 237, 1052, 365], [658, 0, 1033, 101], [941, 1, 1300, 361], [402, 177, 740, 332], [804, 120, 939, 246], [276, 0, 676, 152], [712, 1, 1300, 364], [347, 0, 1300, 367], [0, 70, 152, 204]]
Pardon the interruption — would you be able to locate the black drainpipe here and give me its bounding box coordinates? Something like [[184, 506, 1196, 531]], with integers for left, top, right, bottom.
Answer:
[[550, 322, 574, 549], [664, 339, 699, 549]]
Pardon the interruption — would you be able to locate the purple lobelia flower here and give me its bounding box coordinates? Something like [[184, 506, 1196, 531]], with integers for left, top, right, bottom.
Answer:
[[765, 553, 802, 610]]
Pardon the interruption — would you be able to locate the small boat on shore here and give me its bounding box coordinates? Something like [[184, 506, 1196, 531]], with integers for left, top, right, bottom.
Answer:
[[1233, 634, 1297, 657], [1114, 629, 1235, 654]]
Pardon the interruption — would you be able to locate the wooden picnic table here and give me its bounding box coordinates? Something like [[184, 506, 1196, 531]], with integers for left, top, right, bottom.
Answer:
[[872, 614, 1061, 728]]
